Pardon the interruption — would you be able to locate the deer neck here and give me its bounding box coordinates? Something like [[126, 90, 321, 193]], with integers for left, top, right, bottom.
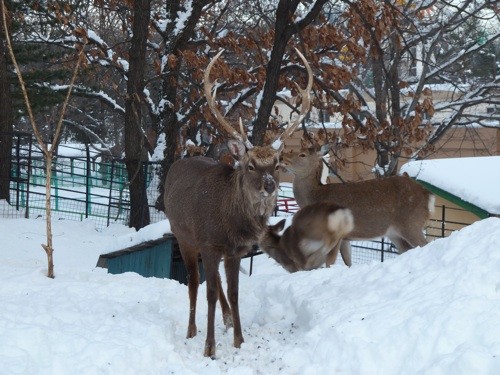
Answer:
[[292, 159, 323, 207], [232, 170, 276, 233]]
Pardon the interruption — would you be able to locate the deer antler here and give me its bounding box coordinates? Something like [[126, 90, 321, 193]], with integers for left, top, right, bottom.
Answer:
[[274, 48, 314, 147], [204, 50, 253, 149]]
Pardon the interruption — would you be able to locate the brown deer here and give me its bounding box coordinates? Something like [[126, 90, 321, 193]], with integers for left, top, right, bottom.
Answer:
[[281, 148, 435, 260], [164, 49, 313, 357], [259, 202, 354, 272]]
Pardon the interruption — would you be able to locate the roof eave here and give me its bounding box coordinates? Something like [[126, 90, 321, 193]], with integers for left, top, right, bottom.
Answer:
[[414, 180, 490, 219]]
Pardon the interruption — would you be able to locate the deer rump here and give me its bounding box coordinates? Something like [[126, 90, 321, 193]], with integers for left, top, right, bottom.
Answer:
[[259, 203, 354, 273]]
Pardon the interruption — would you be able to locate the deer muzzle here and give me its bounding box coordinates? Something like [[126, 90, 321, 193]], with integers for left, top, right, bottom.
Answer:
[[262, 173, 276, 196]]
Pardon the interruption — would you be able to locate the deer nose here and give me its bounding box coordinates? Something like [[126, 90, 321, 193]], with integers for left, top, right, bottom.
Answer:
[[263, 174, 276, 194]]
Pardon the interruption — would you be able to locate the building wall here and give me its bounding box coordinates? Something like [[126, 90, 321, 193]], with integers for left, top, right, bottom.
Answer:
[[280, 126, 499, 183], [426, 195, 484, 239]]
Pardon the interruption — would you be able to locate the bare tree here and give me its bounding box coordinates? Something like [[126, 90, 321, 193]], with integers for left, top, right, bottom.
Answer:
[[252, 0, 329, 145], [312, 0, 500, 176], [0, 0, 12, 201], [2, 0, 85, 278]]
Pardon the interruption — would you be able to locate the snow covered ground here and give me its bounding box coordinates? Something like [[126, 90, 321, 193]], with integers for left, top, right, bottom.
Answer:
[[1, 209, 499, 374]]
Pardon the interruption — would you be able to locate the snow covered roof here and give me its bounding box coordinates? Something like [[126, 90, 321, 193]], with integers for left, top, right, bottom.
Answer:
[[400, 156, 500, 215]]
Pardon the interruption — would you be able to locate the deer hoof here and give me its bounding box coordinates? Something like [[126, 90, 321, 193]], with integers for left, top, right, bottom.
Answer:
[[204, 340, 216, 358], [186, 324, 197, 339], [234, 337, 244, 349]]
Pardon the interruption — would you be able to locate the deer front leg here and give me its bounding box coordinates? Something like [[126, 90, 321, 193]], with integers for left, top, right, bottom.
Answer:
[[224, 255, 244, 349], [201, 252, 222, 358], [216, 271, 233, 329], [179, 242, 199, 339]]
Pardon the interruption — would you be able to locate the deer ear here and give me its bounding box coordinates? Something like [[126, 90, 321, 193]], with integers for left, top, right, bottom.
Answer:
[[227, 139, 246, 159], [268, 219, 286, 235]]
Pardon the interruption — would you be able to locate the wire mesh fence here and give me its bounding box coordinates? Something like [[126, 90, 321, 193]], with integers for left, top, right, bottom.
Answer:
[[1, 132, 165, 230]]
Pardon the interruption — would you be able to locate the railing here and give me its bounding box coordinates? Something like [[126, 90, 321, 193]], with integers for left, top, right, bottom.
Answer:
[[1, 132, 165, 230]]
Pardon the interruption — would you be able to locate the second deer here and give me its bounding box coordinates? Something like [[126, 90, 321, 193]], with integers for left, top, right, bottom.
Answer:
[[259, 202, 354, 272], [281, 148, 435, 261]]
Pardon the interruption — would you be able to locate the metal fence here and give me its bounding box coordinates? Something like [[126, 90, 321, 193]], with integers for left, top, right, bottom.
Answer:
[[0, 132, 479, 264], [1, 132, 165, 230]]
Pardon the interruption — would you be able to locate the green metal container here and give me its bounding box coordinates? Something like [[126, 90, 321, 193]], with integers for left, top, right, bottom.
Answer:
[[96, 234, 205, 284]]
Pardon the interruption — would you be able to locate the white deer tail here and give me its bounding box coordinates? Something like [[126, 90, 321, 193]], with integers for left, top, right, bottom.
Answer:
[[327, 208, 354, 236], [428, 194, 436, 215]]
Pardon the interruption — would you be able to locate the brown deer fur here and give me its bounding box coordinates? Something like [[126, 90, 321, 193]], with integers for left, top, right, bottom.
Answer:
[[164, 146, 280, 357], [281, 149, 435, 255], [259, 202, 354, 272]]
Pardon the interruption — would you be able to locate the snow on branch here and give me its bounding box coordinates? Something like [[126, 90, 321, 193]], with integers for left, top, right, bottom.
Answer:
[[35, 83, 125, 114]]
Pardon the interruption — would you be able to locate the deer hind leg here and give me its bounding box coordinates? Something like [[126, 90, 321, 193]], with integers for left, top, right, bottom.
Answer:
[[389, 229, 427, 254], [401, 229, 428, 251], [389, 236, 412, 254], [224, 255, 244, 349], [201, 251, 223, 358], [216, 271, 233, 329], [325, 241, 341, 267], [179, 242, 200, 339], [339, 240, 352, 267]]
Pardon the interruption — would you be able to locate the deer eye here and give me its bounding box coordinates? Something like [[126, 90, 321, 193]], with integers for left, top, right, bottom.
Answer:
[[299, 153, 306, 158], [248, 164, 255, 171]]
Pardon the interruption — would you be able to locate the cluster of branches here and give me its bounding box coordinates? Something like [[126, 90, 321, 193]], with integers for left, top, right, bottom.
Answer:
[[2, 0, 499, 229]]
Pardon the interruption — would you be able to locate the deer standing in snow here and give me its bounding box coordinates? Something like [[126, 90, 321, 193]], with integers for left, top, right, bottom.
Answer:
[[259, 202, 354, 272], [164, 49, 313, 357], [281, 148, 435, 263]]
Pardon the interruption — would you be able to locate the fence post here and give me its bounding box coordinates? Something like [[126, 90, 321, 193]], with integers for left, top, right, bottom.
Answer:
[[381, 237, 385, 262], [71, 159, 75, 187], [441, 205, 446, 238], [25, 136, 32, 219], [85, 144, 91, 218], [14, 133, 21, 210], [143, 161, 149, 221], [107, 159, 115, 227]]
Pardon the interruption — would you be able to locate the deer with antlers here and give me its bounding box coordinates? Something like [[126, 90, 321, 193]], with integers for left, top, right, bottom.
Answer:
[[281, 147, 435, 261], [164, 49, 313, 357]]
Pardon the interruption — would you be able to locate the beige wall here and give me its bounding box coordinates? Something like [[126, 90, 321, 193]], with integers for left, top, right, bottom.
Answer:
[[425, 195, 484, 239]]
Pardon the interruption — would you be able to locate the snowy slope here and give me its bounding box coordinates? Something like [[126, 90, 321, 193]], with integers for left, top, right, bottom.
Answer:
[[0, 215, 499, 374]]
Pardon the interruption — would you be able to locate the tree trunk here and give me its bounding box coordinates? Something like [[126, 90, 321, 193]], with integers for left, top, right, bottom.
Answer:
[[0, 1, 12, 201], [252, 0, 327, 146], [154, 1, 208, 211], [124, 0, 151, 230]]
